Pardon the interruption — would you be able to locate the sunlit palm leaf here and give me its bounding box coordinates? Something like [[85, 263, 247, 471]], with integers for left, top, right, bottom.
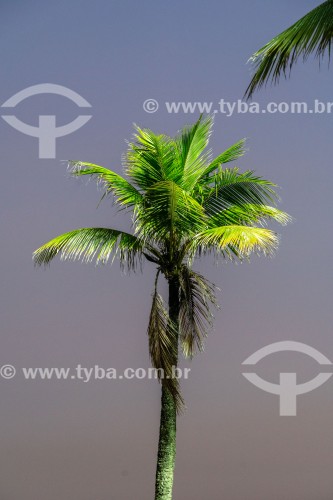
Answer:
[[33, 227, 143, 269], [125, 127, 178, 189], [194, 225, 278, 258], [68, 161, 142, 208], [208, 204, 291, 228], [174, 115, 213, 191]]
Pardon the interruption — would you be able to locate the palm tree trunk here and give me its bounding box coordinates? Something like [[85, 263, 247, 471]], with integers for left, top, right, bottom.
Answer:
[[154, 276, 179, 500]]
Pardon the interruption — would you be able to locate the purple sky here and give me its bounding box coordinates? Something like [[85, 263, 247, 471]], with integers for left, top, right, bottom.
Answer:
[[1, 1, 333, 499]]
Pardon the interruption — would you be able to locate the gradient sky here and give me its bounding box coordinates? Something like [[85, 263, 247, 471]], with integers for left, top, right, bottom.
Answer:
[[1, 1, 333, 499]]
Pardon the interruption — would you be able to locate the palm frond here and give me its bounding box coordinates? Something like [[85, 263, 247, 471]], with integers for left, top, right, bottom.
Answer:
[[125, 127, 178, 189], [193, 225, 279, 258], [147, 271, 184, 412], [245, 0, 333, 98], [68, 161, 142, 208], [199, 139, 247, 180], [136, 180, 206, 242], [208, 204, 291, 228], [203, 168, 278, 216], [33, 227, 143, 270], [174, 115, 213, 191], [179, 266, 218, 358]]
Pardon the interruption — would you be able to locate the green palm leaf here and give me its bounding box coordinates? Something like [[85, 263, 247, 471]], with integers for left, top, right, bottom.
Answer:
[[125, 127, 178, 189], [33, 227, 143, 269], [199, 138, 247, 180], [193, 225, 279, 258], [245, 0, 333, 98], [136, 180, 207, 242], [208, 204, 291, 228], [203, 168, 277, 217], [174, 115, 213, 191], [68, 161, 142, 208]]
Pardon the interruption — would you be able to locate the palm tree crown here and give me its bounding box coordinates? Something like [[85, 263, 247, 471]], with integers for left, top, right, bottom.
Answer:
[[33, 115, 290, 409]]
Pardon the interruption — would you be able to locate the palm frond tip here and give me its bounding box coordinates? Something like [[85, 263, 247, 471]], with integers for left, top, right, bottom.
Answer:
[[245, 0, 333, 98]]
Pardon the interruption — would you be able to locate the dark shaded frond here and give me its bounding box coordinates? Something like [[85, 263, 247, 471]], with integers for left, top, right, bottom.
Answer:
[[179, 266, 218, 358], [147, 272, 184, 412], [203, 168, 277, 216]]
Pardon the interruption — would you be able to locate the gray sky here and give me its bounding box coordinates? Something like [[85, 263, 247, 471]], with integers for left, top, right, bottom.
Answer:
[[1, 1, 333, 499]]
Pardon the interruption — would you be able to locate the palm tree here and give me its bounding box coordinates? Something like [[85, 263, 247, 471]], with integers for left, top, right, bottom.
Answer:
[[245, 0, 333, 99], [33, 116, 290, 500]]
